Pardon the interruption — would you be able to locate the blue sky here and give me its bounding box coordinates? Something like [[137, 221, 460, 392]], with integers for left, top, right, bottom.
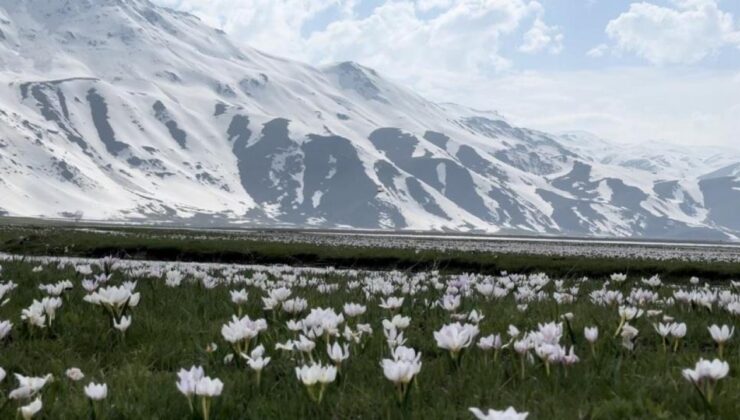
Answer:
[[153, 0, 740, 148]]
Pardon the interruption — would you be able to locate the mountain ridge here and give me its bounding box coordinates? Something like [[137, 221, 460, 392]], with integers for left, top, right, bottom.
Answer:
[[0, 0, 738, 240]]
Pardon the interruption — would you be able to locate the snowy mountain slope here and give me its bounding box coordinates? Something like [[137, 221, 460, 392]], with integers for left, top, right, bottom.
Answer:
[[0, 0, 738, 240]]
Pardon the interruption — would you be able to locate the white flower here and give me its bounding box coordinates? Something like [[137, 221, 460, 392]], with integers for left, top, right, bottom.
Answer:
[[343, 303, 366, 317], [434, 323, 479, 355], [708, 324, 734, 344], [9, 374, 53, 400], [670, 323, 687, 339], [469, 406, 529, 419], [477, 334, 503, 351], [584, 326, 598, 343], [295, 363, 337, 386], [620, 324, 639, 351], [382, 314, 411, 331], [84, 382, 108, 400], [682, 358, 730, 384], [381, 358, 421, 385], [113, 316, 132, 333], [0, 367, 5, 382], [176, 366, 204, 397], [618, 306, 643, 321], [19, 398, 43, 419], [241, 345, 271, 372], [65, 368, 85, 382], [441, 294, 461, 312], [0, 320, 12, 339], [326, 342, 350, 365], [379, 297, 404, 311], [195, 377, 224, 397], [230, 289, 249, 305], [654, 323, 673, 338], [221, 315, 267, 344]]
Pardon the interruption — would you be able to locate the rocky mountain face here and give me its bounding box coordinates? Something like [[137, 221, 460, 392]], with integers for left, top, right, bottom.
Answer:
[[0, 0, 738, 240]]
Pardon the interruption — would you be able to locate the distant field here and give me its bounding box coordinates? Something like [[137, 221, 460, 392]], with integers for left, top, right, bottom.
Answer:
[[0, 224, 739, 281]]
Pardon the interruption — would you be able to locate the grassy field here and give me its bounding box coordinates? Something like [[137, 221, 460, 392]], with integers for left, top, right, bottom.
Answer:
[[1, 225, 739, 281], [0, 253, 738, 419]]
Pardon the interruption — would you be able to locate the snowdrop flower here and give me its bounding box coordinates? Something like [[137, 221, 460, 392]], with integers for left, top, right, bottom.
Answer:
[[507, 325, 520, 338], [620, 324, 639, 352], [615, 306, 643, 337], [19, 398, 42, 419], [618, 306, 643, 321], [326, 342, 350, 367], [295, 363, 336, 403], [0, 367, 5, 383], [441, 294, 461, 312], [610, 273, 627, 283], [562, 346, 580, 367], [670, 322, 687, 352], [176, 365, 204, 413], [269, 287, 292, 303], [469, 406, 529, 420], [230, 289, 249, 305], [9, 374, 53, 400], [196, 376, 224, 396], [65, 368, 85, 382], [84, 382, 108, 400], [221, 315, 267, 353], [477, 334, 503, 351], [434, 322, 479, 360], [0, 320, 12, 340], [113, 315, 132, 333], [343, 303, 366, 318], [282, 298, 308, 315], [381, 354, 422, 404], [383, 325, 407, 349], [84, 286, 139, 322], [708, 324, 734, 358], [535, 322, 563, 345], [535, 344, 565, 376], [682, 358, 730, 403], [241, 345, 270, 386], [584, 326, 598, 343], [653, 322, 673, 352], [468, 309, 485, 324], [195, 376, 223, 420], [382, 314, 411, 331], [379, 297, 404, 311]]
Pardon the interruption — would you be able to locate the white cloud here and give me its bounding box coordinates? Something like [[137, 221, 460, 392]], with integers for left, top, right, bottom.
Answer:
[[152, 0, 346, 60], [605, 0, 740, 64], [520, 18, 564, 54], [442, 68, 740, 149], [586, 43, 608, 58], [153, 0, 553, 79]]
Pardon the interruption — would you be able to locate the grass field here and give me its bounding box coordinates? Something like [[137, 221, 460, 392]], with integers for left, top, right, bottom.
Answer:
[[0, 252, 738, 419], [1, 225, 740, 281]]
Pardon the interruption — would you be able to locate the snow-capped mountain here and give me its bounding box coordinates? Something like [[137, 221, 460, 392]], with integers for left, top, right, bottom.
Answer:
[[1, 0, 738, 240]]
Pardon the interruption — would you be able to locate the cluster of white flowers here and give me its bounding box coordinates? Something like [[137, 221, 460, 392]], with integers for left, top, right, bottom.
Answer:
[[1, 251, 738, 418]]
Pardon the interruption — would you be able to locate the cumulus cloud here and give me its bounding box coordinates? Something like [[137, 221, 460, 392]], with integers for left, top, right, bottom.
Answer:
[[153, 0, 557, 79], [152, 0, 346, 59], [520, 18, 564, 54], [605, 0, 740, 64]]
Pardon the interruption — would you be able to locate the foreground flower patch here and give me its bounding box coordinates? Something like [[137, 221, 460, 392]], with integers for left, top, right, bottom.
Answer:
[[0, 254, 737, 418]]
